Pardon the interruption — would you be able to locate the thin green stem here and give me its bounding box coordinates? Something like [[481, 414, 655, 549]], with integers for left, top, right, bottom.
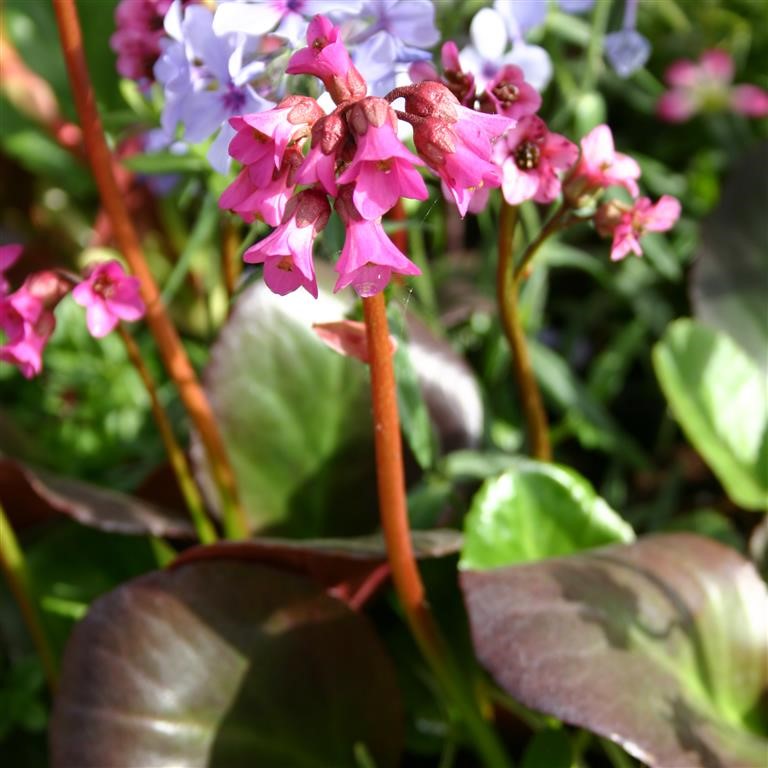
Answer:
[[363, 294, 512, 768], [584, 0, 613, 92], [498, 202, 552, 461], [0, 501, 58, 692], [601, 738, 636, 768], [117, 325, 217, 545]]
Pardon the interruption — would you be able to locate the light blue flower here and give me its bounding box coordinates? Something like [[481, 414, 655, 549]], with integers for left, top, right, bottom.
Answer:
[[345, 0, 439, 94], [603, 0, 650, 78], [212, 0, 361, 47], [155, 0, 273, 172]]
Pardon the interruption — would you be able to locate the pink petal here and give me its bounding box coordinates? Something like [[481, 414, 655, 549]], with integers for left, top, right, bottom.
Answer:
[[664, 59, 699, 88], [86, 301, 118, 338], [312, 320, 397, 363], [730, 85, 768, 117], [0, 244, 22, 272], [700, 50, 734, 85], [645, 195, 681, 232], [657, 90, 698, 123], [501, 164, 539, 205]]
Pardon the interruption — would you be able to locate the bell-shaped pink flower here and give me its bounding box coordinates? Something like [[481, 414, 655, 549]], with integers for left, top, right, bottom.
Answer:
[[295, 113, 347, 196], [480, 65, 541, 120], [0, 271, 69, 378], [286, 15, 366, 104], [221, 146, 303, 227], [596, 195, 681, 261], [0, 243, 22, 296], [563, 124, 640, 204], [243, 189, 330, 299], [228, 95, 323, 187], [496, 115, 578, 205], [404, 83, 513, 216], [337, 98, 428, 220], [334, 188, 421, 297], [72, 260, 145, 338]]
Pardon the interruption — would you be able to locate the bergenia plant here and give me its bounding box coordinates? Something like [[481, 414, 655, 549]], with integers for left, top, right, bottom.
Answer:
[[2, 2, 767, 768]]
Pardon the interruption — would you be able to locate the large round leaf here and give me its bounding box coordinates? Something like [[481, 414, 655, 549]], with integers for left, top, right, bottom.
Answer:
[[460, 460, 634, 570], [192, 280, 377, 536], [461, 533, 768, 767], [51, 560, 403, 767], [653, 319, 768, 510]]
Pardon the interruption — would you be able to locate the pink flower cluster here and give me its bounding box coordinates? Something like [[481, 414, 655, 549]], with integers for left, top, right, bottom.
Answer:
[[219, 15, 516, 298], [1, 247, 145, 379], [412, 37, 678, 260], [110, 0, 174, 87], [657, 49, 768, 123]]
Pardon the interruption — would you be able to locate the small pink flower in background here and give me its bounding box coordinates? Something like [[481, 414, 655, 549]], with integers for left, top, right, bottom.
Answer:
[[110, 0, 173, 87], [287, 15, 366, 103], [495, 115, 578, 205], [657, 49, 768, 123], [563, 124, 641, 204], [0, 271, 69, 378], [0, 244, 22, 296], [595, 195, 681, 261], [334, 188, 421, 297], [409, 41, 477, 108], [480, 64, 541, 119], [337, 98, 428, 220], [72, 261, 145, 338], [243, 190, 331, 299]]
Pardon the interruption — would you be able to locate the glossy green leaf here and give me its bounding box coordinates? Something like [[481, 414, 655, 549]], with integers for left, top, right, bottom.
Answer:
[[460, 460, 634, 570], [691, 143, 768, 371], [51, 560, 403, 767], [192, 280, 377, 536], [653, 319, 768, 510], [461, 534, 768, 767]]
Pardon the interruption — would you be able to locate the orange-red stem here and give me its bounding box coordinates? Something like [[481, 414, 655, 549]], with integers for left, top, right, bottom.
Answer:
[[52, 0, 247, 537], [363, 292, 424, 612]]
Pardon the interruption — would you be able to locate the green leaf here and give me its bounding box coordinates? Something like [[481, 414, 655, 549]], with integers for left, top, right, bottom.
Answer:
[[461, 534, 768, 767], [192, 279, 378, 536], [460, 460, 634, 570], [653, 319, 768, 510], [121, 151, 210, 175], [691, 143, 768, 371], [51, 560, 403, 767], [529, 340, 646, 465], [520, 730, 572, 768]]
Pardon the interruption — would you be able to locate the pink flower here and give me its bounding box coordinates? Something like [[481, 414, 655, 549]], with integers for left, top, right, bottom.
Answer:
[[228, 96, 323, 188], [563, 124, 640, 204], [72, 261, 145, 338], [409, 41, 477, 107], [294, 112, 347, 196], [657, 49, 768, 123], [404, 82, 513, 216], [480, 65, 541, 120], [221, 147, 303, 226], [0, 243, 22, 296], [110, 0, 173, 87], [0, 271, 69, 378], [337, 98, 428, 220], [334, 188, 421, 297], [286, 15, 366, 103], [595, 195, 681, 261], [243, 189, 330, 299], [495, 115, 578, 205]]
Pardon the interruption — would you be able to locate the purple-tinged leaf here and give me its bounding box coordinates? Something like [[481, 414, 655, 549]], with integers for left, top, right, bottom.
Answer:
[[51, 560, 403, 767], [461, 534, 768, 767], [0, 458, 195, 538], [172, 530, 463, 606]]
